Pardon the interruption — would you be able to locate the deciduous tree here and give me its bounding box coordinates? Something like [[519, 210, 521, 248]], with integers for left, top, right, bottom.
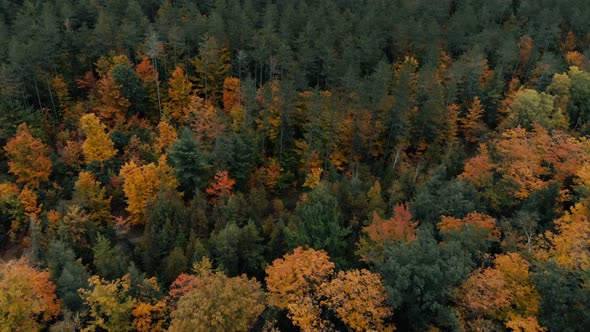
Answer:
[[0, 258, 61, 331], [4, 123, 52, 188], [80, 113, 117, 164]]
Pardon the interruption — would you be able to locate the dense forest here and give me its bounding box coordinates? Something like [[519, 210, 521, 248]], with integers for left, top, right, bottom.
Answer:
[[1, 0, 590, 331]]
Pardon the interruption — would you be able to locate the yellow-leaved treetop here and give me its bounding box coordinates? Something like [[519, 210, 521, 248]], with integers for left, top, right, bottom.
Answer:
[[155, 121, 178, 153], [0, 258, 62, 331], [80, 113, 117, 164], [321, 269, 393, 332], [4, 123, 52, 188], [119, 155, 178, 225], [456, 252, 544, 332], [169, 260, 265, 332], [266, 247, 335, 330], [266, 247, 393, 331], [79, 275, 135, 332], [163, 67, 193, 124], [72, 171, 112, 228]]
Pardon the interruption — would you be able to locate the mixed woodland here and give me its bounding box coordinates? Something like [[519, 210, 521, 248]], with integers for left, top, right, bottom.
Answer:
[[1, 0, 590, 331]]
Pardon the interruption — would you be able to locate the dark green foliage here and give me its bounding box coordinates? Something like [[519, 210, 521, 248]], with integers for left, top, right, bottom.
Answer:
[[412, 170, 480, 225], [533, 261, 590, 331], [111, 64, 147, 116], [163, 246, 188, 286], [141, 185, 188, 274], [93, 234, 127, 280], [375, 227, 473, 331], [210, 221, 265, 278], [46, 241, 89, 310], [168, 128, 209, 196], [287, 184, 351, 263]]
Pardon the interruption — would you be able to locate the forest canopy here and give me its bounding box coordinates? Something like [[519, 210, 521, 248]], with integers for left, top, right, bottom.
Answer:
[[1, 0, 590, 330]]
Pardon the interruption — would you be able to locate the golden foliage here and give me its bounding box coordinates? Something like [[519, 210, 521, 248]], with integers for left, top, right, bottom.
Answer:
[[79, 275, 135, 332], [321, 269, 393, 332], [266, 247, 335, 330], [119, 156, 178, 225], [80, 113, 117, 164], [155, 121, 177, 153], [0, 258, 61, 331], [169, 268, 265, 332], [303, 167, 323, 189], [4, 123, 52, 188]]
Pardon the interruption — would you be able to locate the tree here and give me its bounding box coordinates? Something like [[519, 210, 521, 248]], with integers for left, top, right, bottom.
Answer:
[[80, 113, 117, 164], [438, 212, 500, 242], [168, 261, 265, 332], [191, 35, 231, 104], [321, 269, 393, 332], [163, 67, 193, 124], [154, 121, 177, 153], [210, 221, 265, 277], [72, 171, 112, 228], [357, 205, 418, 262], [119, 156, 179, 225], [265, 247, 335, 330], [79, 275, 135, 332], [46, 240, 89, 310], [93, 234, 127, 280], [459, 144, 496, 189], [168, 128, 209, 196], [460, 96, 486, 143], [533, 261, 590, 331], [501, 89, 566, 131], [287, 184, 351, 261], [375, 227, 472, 330], [543, 203, 590, 271], [4, 123, 52, 188], [0, 258, 61, 331], [266, 247, 394, 331], [456, 253, 544, 331], [96, 74, 130, 126], [206, 170, 236, 203]]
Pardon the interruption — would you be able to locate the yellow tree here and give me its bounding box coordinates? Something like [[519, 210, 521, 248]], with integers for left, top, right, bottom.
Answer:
[[543, 203, 590, 271], [80, 113, 117, 164], [72, 171, 112, 228], [169, 261, 265, 332], [163, 67, 193, 124], [266, 247, 394, 331], [266, 247, 335, 331], [119, 155, 178, 225], [79, 275, 135, 332], [154, 121, 178, 153], [320, 269, 393, 332], [456, 253, 544, 331], [4, 123, 52, 188], [0, 258, 61, 331]]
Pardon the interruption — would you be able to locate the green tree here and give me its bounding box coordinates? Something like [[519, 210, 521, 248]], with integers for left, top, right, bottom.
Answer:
[[287, 183, 351, 263], [93, 234, 127, 280], [168, 128, 209, 196], [46, 240, 89, 310], [501, 88, 566, 131], [374, 227, 473, 330], [210, 221, 265, 277]]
